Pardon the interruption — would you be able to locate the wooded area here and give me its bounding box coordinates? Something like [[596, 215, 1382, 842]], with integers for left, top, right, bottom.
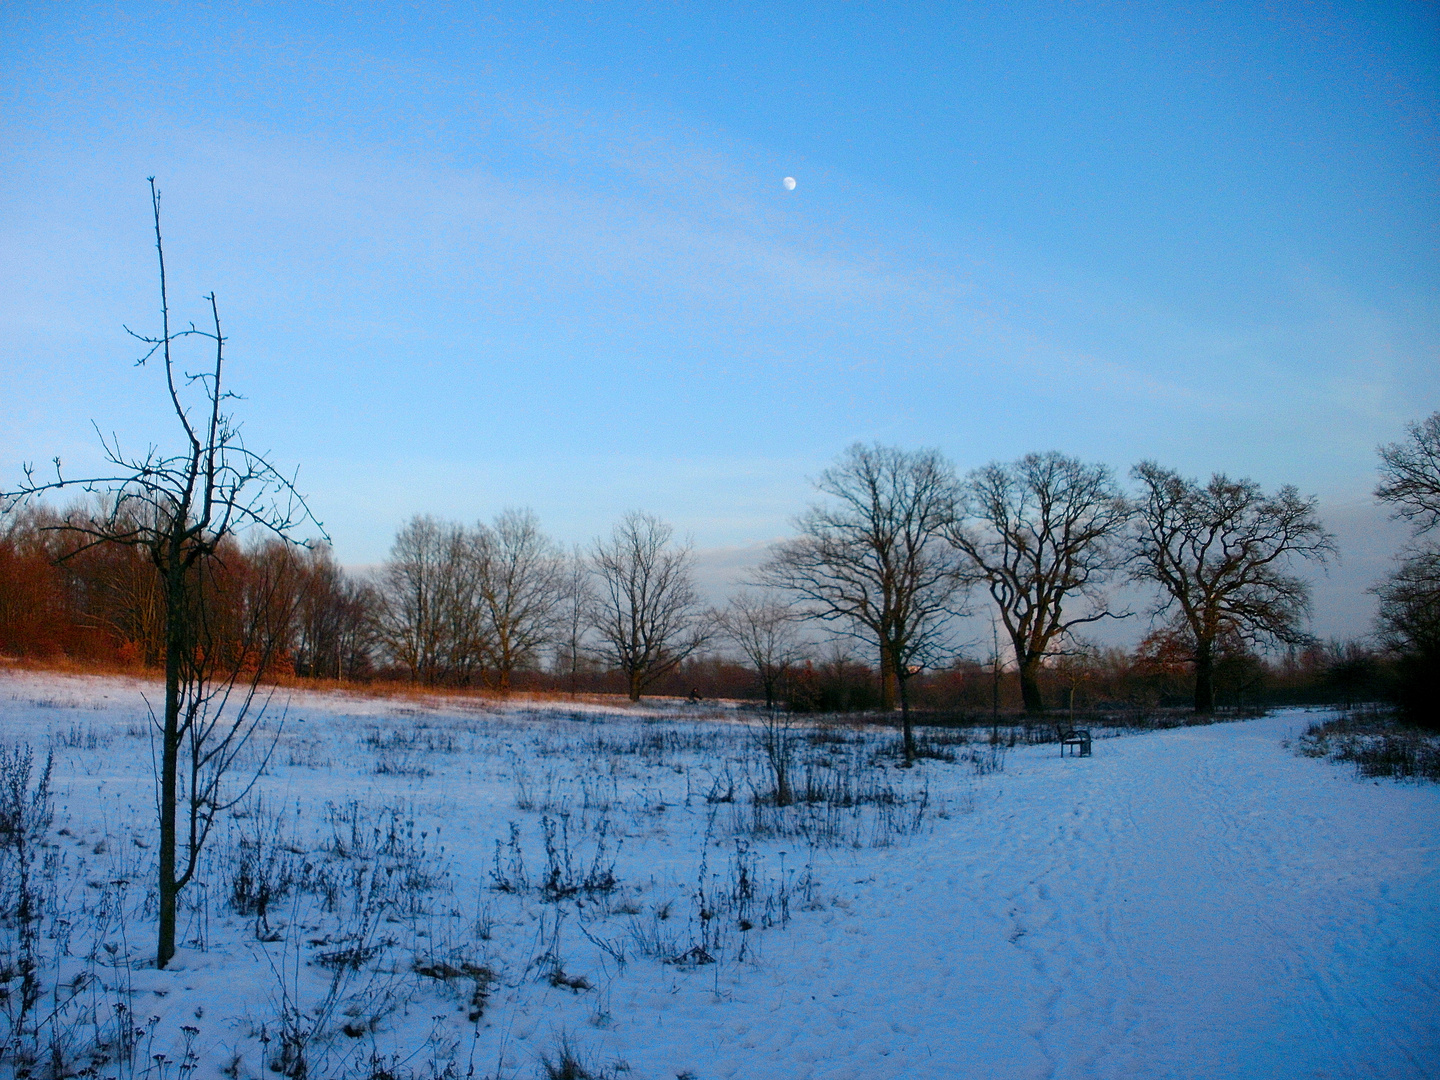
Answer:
[[0, 485, 1419, 719]]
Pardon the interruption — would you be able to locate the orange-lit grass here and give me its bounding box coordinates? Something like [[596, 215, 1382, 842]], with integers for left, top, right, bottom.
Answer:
[[0, 652, 694, 712]]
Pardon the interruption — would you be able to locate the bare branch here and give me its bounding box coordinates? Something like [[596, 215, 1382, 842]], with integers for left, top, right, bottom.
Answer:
[[945, 451, 1131, 714], [1376, 412, 1440, 535], [1130, 461, 1334, 713], [717, 590, 808, 710], [1, 180, 323, 969], [760, 443, 967, 760], [589, 512, 710, 701]]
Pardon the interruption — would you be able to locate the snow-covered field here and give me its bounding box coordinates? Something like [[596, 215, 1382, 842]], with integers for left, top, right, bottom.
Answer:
[[1, 670, 1436, 1080]]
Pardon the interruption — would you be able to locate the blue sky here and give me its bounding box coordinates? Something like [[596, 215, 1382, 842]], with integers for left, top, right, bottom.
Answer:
[[2, 2, 1436, 642]]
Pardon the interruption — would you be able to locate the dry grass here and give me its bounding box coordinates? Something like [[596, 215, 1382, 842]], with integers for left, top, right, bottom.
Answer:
[[0, 654, 699, 712], [0, 653, 149, 678], [1296, 707, 1440, 782]]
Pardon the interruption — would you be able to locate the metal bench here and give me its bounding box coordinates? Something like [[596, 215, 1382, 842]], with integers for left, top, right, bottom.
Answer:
[[1060, 729, 1092, 758]]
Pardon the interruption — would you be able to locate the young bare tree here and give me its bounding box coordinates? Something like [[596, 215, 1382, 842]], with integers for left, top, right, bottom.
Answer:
[[553, 544, 595, 697], [1, 180, 320, 968], [474, 508, 566, 691], [717, 589, 808, 710], [946, 452, 1132, 715], [1130, 461, 1335, 713], [589, 512, 708, 701], [761, 444, 967, 761]]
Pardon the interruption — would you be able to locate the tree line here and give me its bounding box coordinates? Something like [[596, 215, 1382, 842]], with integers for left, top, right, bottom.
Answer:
[[10, 429, 1436, 734]]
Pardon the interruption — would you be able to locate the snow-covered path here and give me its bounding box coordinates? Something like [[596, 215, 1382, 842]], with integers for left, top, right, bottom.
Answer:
[[972, 712, 1437, 1079], [644, 712, 1439, 1079]]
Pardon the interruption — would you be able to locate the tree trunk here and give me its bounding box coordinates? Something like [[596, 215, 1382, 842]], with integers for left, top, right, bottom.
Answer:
[[628, 667, 643, 702], [1018, 654, 1045, 715], [898, 672, 915, 764], [157, 563, 184, 969], [878, 648, 896, 711], [1193, 635, 1215, 714], [991, 661, 1001, 733]]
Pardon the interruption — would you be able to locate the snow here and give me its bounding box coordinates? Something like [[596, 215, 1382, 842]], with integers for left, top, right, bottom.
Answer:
[[1, 669, 1436, 1079]]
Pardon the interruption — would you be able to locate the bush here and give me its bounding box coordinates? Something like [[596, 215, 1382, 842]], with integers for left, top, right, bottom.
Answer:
[[0, 744, 55, 1072], [1297, 709, 1440, 781]]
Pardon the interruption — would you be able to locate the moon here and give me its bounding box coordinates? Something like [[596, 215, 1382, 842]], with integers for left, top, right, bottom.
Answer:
[[783, 176, 796, 191]]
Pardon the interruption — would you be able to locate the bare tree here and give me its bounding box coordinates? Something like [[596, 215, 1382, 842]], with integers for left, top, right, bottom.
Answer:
[[376, 516, 451, 684], [376, 516, 490, 685], [1373, 548, 1440, 719], [717, 590, 808, 710], [437, 526, 489, 685], [761, 444, 967, 761], [1130, 461, 1335, 713], [1376, 412, 1440, 534], [1, 180, 320, 968], [946, 452, 1132, 715], [474, 508, 566, 691], [589, 512, 708, 701], [1373, 413, 1440, 725], [379, 510, 569, 690]]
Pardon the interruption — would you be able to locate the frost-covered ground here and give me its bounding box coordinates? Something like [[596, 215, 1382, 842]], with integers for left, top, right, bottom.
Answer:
[[1, 670, 1436, 1080]]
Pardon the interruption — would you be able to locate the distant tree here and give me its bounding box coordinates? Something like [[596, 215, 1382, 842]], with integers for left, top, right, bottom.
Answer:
[[0, 507, 74, 658], [1210, 630, 1267, 709], [1052, 638, 1099, 720], [717, 590, 808, 710], [590, 512, 709, 702], [1323, 642, 1383, 710], [947, 452, 1131, 715], [376, 516, 487, 685], [227, 537, 305, 671], [59, 504, 166, 664], [376, 516, 449, 684], [1132, 623, 1200, 705], [291, 543, 376, 680], [1130, 462, 1334, 714], [474, 509, 566, 691], [784, 638, 881, 715], [1, 180, 320, 968], [761, 444, 967, 761]]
